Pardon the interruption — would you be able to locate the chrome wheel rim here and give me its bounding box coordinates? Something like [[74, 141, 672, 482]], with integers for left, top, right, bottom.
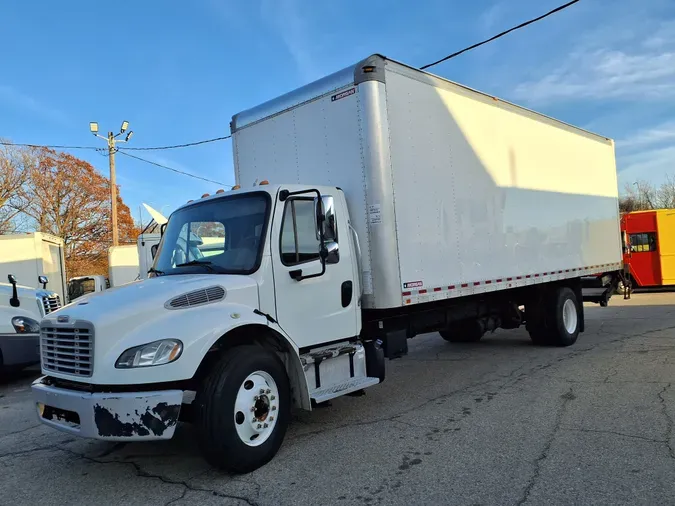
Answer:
[[234, 370, 279, 447], [562, 298, 578, 334]]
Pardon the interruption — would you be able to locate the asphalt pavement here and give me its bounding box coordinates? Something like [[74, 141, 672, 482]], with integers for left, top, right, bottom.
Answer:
[[1, 292, 674, 506]]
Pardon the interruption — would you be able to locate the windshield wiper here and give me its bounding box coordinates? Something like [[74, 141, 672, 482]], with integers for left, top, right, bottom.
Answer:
[[175, 260, 218, 273], [147, 267, 164, 276]]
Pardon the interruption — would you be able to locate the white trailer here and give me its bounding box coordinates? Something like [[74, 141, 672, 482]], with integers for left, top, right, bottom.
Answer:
[[0, 233, 67, 303], [32, 55, 622, 473]]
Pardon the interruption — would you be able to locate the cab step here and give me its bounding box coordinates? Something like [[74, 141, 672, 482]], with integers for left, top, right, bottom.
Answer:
[[301, 341, 381, 405], [311, 377, 380, 403]]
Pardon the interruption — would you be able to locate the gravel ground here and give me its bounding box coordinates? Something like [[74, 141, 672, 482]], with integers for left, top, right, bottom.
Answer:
[[1, 292, 673, 506]]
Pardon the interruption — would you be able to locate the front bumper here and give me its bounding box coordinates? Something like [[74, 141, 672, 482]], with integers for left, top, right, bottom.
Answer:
[[0, 333, 39, 367], [31, 377, 183, 441]]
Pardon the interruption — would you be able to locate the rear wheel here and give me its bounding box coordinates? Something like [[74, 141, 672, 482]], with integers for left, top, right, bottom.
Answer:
[[440, 320, 484, 343], [527, 287, 580, 347], [196, 345, 290, 473]]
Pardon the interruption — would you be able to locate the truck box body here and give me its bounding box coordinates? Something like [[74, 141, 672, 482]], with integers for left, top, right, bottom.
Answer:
[[0, 232, 67, 303], [108, 245, 140, 287], [232, 55, 622, 310]]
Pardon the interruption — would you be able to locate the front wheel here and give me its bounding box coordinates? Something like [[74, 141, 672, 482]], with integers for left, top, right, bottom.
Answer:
[[196, 346, 290, 473]]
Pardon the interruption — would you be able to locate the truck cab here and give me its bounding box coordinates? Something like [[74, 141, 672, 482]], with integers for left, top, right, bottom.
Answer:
[[32, 184, 369, 472], [1, 274, 61, 371]]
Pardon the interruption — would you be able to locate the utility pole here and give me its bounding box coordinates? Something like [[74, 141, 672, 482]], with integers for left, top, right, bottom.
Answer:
[[90, 121, 134, 246]]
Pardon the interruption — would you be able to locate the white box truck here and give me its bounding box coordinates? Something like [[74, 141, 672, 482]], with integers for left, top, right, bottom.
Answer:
[[32, 55, 622, 473], [0, 233, 67, 303], [67, 235, 163, 302]]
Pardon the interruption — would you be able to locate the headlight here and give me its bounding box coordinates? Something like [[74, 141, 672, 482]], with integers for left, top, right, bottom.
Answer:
[[12, 317, 40, 334], [115, 339, 183, 368]]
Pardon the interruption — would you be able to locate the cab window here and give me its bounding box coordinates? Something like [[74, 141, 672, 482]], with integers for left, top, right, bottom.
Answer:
[[280, 199, 321, 265]]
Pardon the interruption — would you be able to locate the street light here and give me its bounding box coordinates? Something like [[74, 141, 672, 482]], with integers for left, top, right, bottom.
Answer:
[[90, 120, 135, 246]]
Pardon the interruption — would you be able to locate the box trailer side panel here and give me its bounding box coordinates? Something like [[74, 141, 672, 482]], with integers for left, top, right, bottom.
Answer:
[[108, 245, 140, 287], [232, 55, 622, 310], [232, 72, 380, 299], [38, 233, 67, 302], [656, 210, 675, 286], [383, 63, 622, 301], [0, 234, 41, 289]]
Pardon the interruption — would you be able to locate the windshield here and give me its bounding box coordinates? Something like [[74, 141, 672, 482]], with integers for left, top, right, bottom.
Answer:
[[68, 278, 97, 302], [152, 193, 270, 276]]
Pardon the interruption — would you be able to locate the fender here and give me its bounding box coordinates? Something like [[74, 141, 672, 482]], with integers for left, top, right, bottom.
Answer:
[[95, 301, 311, 409], [198, 315, 311, 411]]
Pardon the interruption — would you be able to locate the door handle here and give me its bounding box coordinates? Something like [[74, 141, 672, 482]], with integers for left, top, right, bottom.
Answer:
[[341, 281, 353, 307]]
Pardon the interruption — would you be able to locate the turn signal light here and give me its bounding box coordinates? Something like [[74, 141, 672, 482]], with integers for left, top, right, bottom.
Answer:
[[216, 189, 225, 194], [232, 185, 241, 190], [259, 180, 269, 185], [201, 193, 210, 198]]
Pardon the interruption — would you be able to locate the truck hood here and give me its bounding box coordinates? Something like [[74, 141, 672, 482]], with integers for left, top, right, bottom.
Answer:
[[46, 274, 259, 330], [0, 283, 59, 330]]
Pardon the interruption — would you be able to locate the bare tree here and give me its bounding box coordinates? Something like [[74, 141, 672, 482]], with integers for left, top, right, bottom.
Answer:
[[0, 141, 34, 233], [657, 175, 675, 209]]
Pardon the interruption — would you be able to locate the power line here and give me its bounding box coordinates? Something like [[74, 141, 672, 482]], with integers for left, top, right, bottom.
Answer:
[[0, 141, 98, 150], [420, 0, 581, 70], [119, 135, 231, 151], [0, 135, 232, 152], [117, 150, 230, 186]]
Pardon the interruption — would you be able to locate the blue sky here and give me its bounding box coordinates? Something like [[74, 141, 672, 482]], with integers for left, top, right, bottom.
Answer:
[[2, 0, 674, 223]]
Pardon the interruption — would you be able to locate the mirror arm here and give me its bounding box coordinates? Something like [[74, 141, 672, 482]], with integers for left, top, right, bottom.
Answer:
[[7, 275, 20, 308]]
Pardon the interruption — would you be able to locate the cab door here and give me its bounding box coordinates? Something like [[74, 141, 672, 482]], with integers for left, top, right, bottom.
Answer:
[[271, 191, 358, 349]]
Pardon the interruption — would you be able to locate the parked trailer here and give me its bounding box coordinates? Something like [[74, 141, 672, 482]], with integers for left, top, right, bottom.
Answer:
[[32, 55, 622, 473], [620, 209, 675, 289], [0, 233, 67, 303]]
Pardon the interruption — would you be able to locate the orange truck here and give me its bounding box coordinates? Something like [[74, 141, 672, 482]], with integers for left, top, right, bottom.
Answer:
[[621, 209, 675, 289]]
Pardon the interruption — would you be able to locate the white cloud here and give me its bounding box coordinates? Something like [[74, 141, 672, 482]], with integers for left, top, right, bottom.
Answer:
[[617, 121, 675, 151], [0, 85, 69, 125], [513, 49, 675, 104], [259, 0, 320, 82], [617, 145, 675, 187], [511, 19, 675, 105]]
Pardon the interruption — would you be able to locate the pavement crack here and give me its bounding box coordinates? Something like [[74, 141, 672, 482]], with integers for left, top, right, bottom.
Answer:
[[0, 444, 58, 459], [0, 424, 41, 440], [657, 383, 674, 459], [560, 426, 666, 443], [56, 447, 259, 506], [516, 387, 575, 506]]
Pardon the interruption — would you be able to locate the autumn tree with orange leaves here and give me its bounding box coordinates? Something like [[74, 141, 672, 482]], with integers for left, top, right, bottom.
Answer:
[[1, 144, 140, 277]]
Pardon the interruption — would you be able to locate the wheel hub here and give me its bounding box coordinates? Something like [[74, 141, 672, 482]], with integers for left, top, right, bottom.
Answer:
[[234, 371, 279, 447], [562, 298, 578, 334]]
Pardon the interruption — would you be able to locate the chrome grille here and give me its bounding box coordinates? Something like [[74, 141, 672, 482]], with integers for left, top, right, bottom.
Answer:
[[41, 322, 94, 377], [166, 286, 225, 309], [42, 295, 62, 315]]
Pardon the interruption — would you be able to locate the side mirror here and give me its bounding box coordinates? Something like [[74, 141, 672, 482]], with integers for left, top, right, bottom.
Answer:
[[314, 195, 337, 242], [7, 274, 19, 308], [322, 241, 340, 264], [151, 244, 158, 259], [38, 275, 48, 289]]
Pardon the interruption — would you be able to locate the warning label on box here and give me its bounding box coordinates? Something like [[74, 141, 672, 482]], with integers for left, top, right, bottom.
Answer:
[[369, 204, 382, 225]]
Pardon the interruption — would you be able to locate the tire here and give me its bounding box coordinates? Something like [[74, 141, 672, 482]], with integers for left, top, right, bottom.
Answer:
[[527, 287, 580, 347], [440, 320, 484, 343], [196, 345, 290, 473]]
